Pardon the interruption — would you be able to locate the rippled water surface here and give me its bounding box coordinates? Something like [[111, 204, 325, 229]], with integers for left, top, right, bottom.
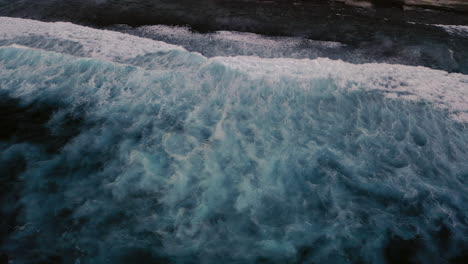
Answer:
[[0, 3, 468, 263]]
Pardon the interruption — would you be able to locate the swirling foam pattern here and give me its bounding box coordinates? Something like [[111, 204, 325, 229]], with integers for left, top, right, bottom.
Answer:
[[0, 17, 468, 264]]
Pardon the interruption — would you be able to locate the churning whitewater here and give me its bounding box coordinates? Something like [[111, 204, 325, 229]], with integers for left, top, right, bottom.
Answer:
[[0, 17, 468, 264]]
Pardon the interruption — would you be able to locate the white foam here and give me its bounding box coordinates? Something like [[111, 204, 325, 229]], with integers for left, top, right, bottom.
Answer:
[[433, 24, 468, 36], [406, 21, 468, 37], [216, 56, 468, 121], [1, 16, 468, 122], [0, 16, 186, 61], [130, 24, 344, 49]]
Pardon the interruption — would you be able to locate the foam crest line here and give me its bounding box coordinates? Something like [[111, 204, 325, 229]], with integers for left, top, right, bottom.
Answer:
[[433, 24, 468, 36], [1, 16, 468, 122], [0, 16, 187, 62], [1, 28, 468, 264], [217, 56, 468, 122]]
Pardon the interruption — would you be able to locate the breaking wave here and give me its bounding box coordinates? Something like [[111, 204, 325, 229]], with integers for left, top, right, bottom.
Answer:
[[1, 17, 468, 264]]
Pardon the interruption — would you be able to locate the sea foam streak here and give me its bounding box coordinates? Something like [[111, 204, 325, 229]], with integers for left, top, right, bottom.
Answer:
[[434, 24, 468, 36], [1, 17, 467, 121], [0, 17, 468, 264]]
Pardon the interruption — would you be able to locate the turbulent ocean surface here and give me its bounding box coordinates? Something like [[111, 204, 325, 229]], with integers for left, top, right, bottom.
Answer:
[[1, 1, 468, 264]]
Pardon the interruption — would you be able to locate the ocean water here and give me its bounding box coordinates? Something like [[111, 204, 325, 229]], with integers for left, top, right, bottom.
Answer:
[[1, 16, 468, 264]]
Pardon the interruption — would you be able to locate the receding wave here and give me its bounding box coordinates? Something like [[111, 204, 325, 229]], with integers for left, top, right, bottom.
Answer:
[[1, 17, 468, 264]]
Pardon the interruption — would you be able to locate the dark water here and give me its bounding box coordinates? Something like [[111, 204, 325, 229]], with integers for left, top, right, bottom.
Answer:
[[0, 1, 468, 264]]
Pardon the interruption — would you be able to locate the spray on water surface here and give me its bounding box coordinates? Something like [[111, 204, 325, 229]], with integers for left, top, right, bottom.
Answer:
[[0, 17, 468, 264]]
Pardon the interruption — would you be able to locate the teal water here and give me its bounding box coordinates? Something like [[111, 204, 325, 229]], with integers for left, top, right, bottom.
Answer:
[[1, 43, 467, 263]]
